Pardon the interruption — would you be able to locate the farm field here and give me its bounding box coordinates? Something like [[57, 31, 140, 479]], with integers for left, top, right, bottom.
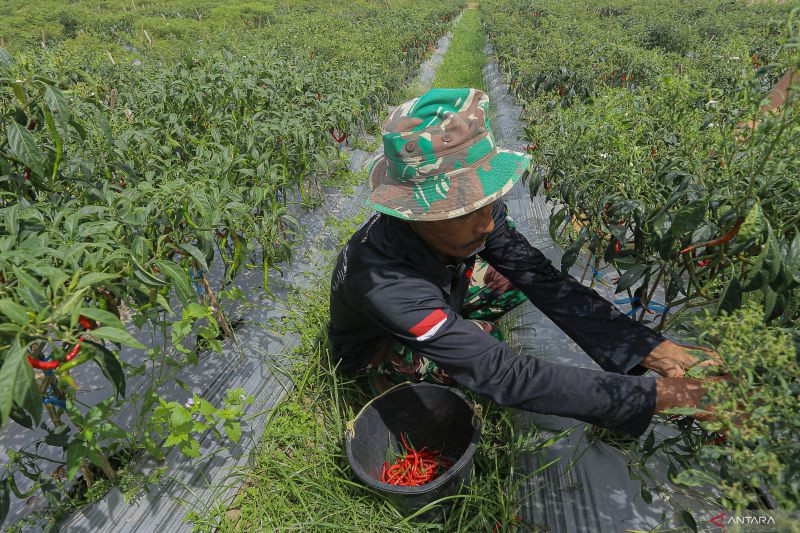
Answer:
[[1, 0, 799, 531]]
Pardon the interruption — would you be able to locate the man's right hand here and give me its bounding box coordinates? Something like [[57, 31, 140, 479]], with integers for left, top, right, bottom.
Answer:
[[655, 377, 712, 420]]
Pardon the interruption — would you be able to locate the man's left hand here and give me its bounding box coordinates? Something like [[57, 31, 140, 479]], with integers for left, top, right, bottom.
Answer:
[[641, 339, 723, 378]]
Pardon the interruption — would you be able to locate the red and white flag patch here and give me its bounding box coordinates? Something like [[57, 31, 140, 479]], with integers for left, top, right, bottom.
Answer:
[[409, 309, 447, 341]]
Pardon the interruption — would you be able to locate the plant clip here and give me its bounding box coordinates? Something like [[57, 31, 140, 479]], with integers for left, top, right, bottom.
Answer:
[[189, 266, 206, 296]]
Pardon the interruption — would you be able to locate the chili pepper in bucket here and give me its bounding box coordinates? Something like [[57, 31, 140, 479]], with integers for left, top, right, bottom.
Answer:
[[380, 432, 454, 486]]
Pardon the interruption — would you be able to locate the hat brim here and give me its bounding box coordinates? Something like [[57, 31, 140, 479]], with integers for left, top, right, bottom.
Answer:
[[365, 149, 533, 221]]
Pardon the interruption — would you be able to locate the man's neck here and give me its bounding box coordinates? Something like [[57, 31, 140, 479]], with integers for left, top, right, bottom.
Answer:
[[408, 222, 455, 265]]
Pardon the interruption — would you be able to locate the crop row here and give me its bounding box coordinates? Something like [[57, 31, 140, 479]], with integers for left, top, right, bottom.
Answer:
[[483, 0, 799, 519], [0, 0, 464, 527]]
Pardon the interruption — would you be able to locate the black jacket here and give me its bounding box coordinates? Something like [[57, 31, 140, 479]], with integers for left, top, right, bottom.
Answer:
[[328, 200, 664, 435]]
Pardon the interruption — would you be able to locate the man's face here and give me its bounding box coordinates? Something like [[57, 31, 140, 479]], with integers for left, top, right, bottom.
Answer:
[[410, 202, 495, 263]]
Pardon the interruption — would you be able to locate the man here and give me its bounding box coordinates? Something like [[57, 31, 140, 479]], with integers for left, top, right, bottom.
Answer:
[[328, 88, 713, 436]]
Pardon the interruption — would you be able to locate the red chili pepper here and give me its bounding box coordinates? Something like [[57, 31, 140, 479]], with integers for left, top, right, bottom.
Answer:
[[66, 337, 84, 361], [614, 240, 621, 253], [23, 167, 30, 181], [678, 218, 743, 255], [27, 336, 84, 370], [381, 432, 452, 486], [27, 355, 60, 370], [78, 316, 95, 330], [330, 128, 348, 143], [696, 259, 711, 267]]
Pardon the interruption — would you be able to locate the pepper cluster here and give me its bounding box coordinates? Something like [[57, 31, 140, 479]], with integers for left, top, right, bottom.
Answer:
[[380, 433, 454, 487]]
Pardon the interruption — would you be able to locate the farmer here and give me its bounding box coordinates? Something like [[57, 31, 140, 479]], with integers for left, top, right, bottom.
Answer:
[[328, 88, 715, 436]]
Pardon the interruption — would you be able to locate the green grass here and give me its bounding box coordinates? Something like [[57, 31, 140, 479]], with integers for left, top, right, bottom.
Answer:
[[432, 8, 486, 92]]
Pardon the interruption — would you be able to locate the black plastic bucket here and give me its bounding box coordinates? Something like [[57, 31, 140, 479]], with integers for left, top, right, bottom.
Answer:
[[345, 382, 482, 519]]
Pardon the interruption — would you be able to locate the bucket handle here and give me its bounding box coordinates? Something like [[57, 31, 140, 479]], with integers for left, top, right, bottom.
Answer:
[[472, 403, 484, 428], [345, 382, 486, 438], [345, 381, 414, 439]]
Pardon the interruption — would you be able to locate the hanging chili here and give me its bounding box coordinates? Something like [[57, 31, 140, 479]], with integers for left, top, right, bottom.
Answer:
[[27, 336, 85, 370], [330, 127, 348, 143], [678, 218, 744, 255]]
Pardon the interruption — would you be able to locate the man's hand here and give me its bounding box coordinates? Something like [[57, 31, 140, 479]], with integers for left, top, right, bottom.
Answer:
[[655, 377, 710, 418], [655, 375, 736, 423], [641, 339, 723, 378]]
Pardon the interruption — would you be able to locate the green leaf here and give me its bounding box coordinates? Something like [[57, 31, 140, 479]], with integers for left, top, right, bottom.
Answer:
[[197, 398, 217, 417], [615, 264, 648, 293], [0, 342, 27, 426], [669, 201, 705, 238], [90, 326, 146, 349], [0, 478, 9, 527], [0, 47, 14, 72], [561, 228, 587, 274], [642, 430, 655, 452], [7, 120, 44, 179], [164, 433, 186, 446], [0, 300, 29, 325], [185, 303, 208, 319], [4, 204, 19, 235], [223, 420, 242, 443], [9, 404, 33, 429], [640, 483, 653, 504], [681, 510, 698, 532], [43, 84, 71, 129], [15, 362, 40, 427], [79, 308, 124, 331], [785, 233, 800, 286], [735, 203, 764, 244], [154, 260, 195, 307], [65, 442, 83, 481], [87, 340, 126, 399], [169, 404, 193, 432], [549, 207, 567, 240], [179, 243, 210, 273], [44, 427, 71, 448], [717, 278, 742, 315], [179, 438, 200, 458], [76, 272, 117, 290], [742, 227, 781, 291]]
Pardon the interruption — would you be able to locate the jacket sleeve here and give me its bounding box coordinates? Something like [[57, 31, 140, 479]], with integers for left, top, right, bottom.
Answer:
[[480, 201, 666, 375], [361, 277, 656, 436]]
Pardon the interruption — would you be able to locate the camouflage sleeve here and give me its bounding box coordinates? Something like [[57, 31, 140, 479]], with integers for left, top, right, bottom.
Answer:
[[480, 201, 665, 375], [361, 277, 657, 436]]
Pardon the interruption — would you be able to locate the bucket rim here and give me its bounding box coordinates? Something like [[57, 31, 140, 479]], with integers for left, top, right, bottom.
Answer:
[[345, 382, 482, 494]]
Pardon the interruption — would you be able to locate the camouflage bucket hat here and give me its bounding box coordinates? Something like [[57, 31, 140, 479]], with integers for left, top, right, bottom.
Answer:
[[366, 88, 532, 221]]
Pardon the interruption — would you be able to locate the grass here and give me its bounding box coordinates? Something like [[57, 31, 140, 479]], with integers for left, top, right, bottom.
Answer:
[[432, 8, 486, 92]]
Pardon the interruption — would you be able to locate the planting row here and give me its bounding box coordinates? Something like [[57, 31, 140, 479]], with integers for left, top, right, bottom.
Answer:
[[483, 0, 799, 520], [0, 0, 463, 527]]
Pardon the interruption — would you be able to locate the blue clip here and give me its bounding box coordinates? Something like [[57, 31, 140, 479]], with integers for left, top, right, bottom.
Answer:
[[189, 266, 206, 296], [43, 397, 66, 409]]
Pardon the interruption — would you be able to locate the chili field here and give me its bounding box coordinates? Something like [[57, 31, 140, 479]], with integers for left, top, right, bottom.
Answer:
[[0, 0, 463, 529], [483, 0, 800, 526], [1, 0, 799, 531]]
